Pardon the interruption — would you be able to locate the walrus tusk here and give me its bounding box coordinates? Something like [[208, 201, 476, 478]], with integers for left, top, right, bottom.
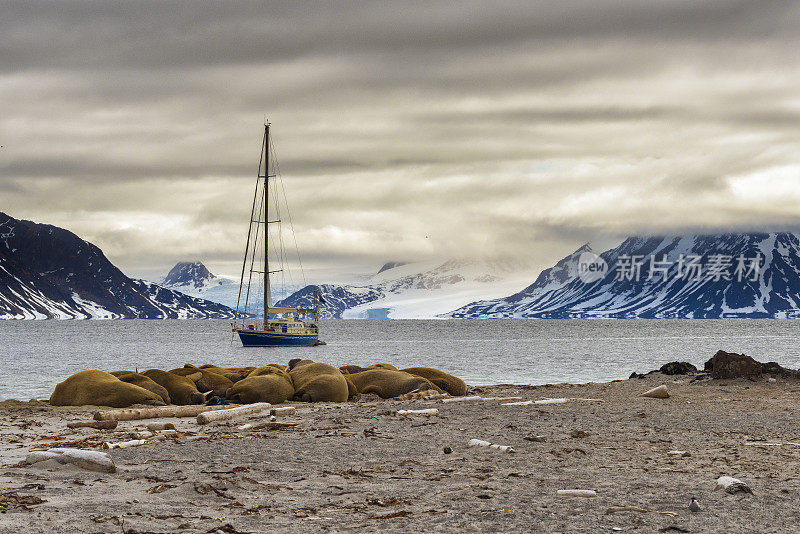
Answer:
[[94, 404, 234, 422], [467, 438, 515, 452], [196, 402, 272, 424]]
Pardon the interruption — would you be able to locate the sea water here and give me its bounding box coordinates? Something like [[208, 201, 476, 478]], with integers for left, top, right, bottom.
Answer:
[[2, 319, 800, 401]]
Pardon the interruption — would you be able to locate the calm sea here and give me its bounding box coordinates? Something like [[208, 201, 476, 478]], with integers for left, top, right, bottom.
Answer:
[[2, 319, 800, 401]]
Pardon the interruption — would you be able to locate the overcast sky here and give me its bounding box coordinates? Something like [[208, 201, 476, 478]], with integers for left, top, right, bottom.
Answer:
[[2, 0, 800, 282]]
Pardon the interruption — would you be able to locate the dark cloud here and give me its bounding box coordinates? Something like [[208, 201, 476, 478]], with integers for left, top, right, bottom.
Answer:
[[2, 1, 800, 280]]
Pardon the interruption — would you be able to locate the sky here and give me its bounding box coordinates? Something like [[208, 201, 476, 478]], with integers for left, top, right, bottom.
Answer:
[[2, 1, 800, 282]]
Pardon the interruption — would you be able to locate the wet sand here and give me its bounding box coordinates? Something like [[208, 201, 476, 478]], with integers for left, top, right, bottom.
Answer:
[[2, 373, 800, 533]]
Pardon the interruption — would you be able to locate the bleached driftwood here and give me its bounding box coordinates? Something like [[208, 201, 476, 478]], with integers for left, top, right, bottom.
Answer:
[[146, 422, 176, 431], [270, 406, 296, 416], [467, 438, 515, 453], [640, 385, 669, 399], [67, 420, 118, 430], [397, 408, 439, 416], [422, 393, 450, 400], [481, 396, 523, 402], [102, 439, 147, 450], [196, 402, 271, 424], [557, 490, 597, 497], [27, 448, 116, 473], [94, 404, 234, 422], [501, 397, 603, 406], [442, 395, 482, 403]]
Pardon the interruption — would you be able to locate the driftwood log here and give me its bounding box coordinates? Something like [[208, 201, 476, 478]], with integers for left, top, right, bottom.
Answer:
[[196, 402, 272, 424], [94, 404, 234, 422]]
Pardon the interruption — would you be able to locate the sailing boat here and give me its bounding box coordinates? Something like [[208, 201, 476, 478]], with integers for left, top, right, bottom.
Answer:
[[232, 123, 321, 347]]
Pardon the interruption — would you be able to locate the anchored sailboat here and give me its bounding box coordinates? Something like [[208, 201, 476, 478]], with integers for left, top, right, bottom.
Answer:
[[232, 123, 321, 347]]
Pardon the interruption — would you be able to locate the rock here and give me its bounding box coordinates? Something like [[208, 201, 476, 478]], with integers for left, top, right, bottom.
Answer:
[[708, 351, 762, 379], [570, 430, 589, 438], [640, 385, 669, 399], [715, 476, 753, 495], [443, 446, 452, 454], [524, 435, 547, 442], [761, 361, 800, 378], [659, 361, 698, 375]]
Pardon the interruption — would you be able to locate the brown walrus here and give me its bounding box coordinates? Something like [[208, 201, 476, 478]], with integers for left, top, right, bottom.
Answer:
[[50, 370, 165, 408], [168, 367, 234, 398], [200, 366, 253, 383], [288, 359, 348, 402], [113, 372, 171, 404], [141, 369, 206, 405], [346, 369, 439, 399], [400, 367, 467, 396], [227, 368, 295, 404]]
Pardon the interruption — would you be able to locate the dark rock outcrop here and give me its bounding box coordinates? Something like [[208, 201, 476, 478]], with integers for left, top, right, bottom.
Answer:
[[659, 361, 698, 375], [706, 350, 763, 379]]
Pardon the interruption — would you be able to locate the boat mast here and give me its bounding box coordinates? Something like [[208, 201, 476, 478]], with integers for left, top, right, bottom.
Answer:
[[264, 122, 271, 324]]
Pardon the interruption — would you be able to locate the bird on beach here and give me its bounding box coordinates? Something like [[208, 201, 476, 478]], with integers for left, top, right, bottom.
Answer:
[[688, 497, 701, 512]]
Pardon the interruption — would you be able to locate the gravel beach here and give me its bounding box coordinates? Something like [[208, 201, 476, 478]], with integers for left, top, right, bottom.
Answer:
[[2, 373, 800, 533]]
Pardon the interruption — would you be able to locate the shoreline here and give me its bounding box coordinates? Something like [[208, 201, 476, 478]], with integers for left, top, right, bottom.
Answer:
[[2, 372, 799, 532]]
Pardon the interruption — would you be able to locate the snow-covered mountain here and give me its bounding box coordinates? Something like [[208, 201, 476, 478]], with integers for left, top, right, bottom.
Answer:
[[0, 213, 235, 319], [450, 233, 800, 318], [158, 261, 300, 314], [277, 259, 536, 319]]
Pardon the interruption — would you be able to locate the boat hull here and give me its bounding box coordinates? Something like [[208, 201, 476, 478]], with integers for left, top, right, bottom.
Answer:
[[236, 329, 319, 347]]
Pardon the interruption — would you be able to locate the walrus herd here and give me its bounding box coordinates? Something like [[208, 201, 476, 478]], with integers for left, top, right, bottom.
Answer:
[[49, 359, 468, 408]]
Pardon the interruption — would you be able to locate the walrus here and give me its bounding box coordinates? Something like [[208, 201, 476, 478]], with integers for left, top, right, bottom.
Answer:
[[401, 367, 467, 396], [168, 367, 234, 398], [247, 364, 290, 378], [346, 369, 439, 399], [344, 375, 358, 398], [227, 369, 295, 404], [50, 370, 165, 408], [114, 372, 172, 404], [201, 366, 253, 383], [288, 360, 349, 402], [368, 363, 398, 371], [339, 365, 368, 375], [141, 369, 206, 405]]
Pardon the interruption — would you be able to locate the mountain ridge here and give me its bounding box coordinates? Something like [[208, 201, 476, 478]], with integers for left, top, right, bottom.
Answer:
[[450, 233, 800, 318], [0, 213, 235, 319]]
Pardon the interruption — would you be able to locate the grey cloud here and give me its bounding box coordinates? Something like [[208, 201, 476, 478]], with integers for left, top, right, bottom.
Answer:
[[2, 1, 800, 281]]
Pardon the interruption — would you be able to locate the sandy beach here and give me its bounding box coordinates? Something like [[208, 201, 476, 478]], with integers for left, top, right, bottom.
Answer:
[[2, 372, 800, 533]]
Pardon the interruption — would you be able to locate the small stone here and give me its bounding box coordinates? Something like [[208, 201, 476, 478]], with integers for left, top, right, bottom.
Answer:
[[443, 446, 452, 454], [524, 435, 547, 442], [640, 385, 669, 399]]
